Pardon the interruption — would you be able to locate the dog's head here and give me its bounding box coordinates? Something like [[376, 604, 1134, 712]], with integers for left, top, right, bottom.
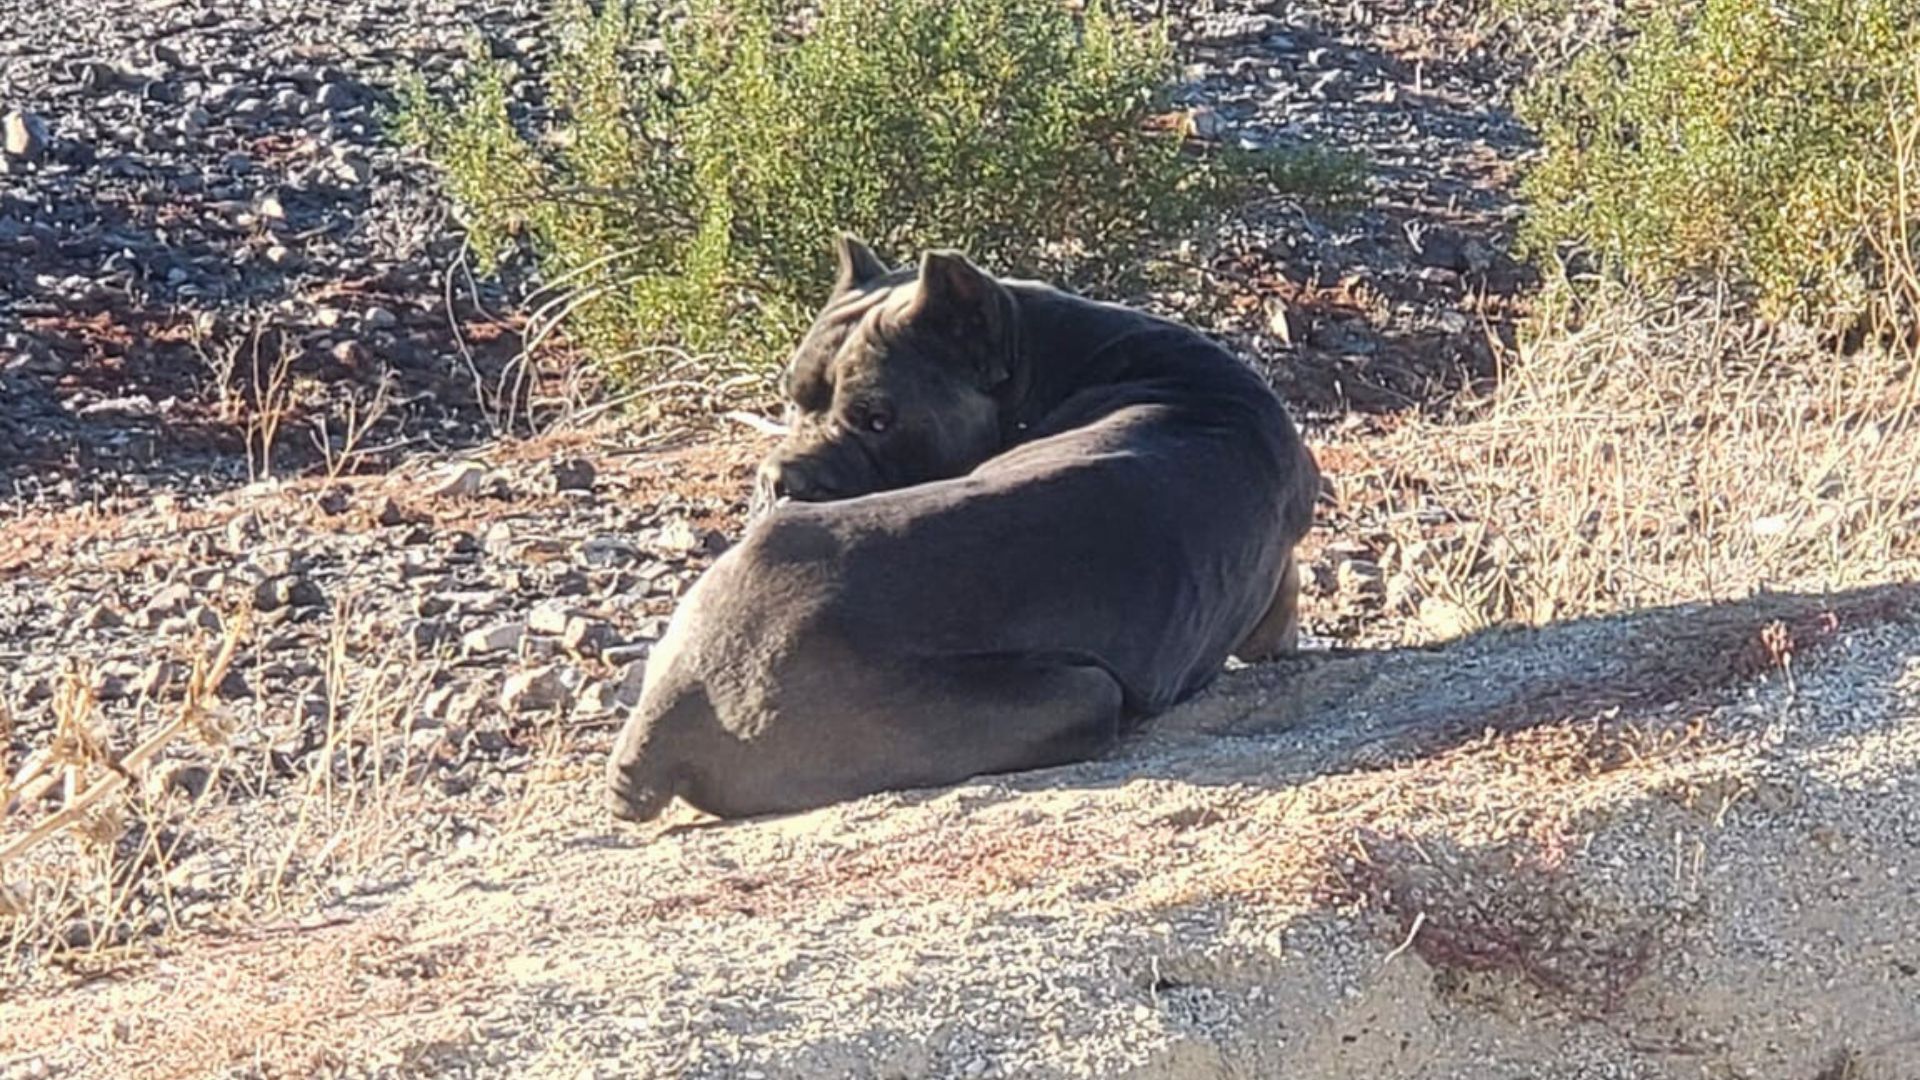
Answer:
[[753, 236, 1022, 513]]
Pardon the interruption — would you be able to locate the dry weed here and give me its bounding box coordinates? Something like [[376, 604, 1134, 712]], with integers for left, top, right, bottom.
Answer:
[[1361, 90, 1920, 633], [1367, 283, 1920, 632], [0, 601, 449, 978]]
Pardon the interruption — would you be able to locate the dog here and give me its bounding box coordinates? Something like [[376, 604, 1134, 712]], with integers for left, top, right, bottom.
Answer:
[[605, 236, 1319, 822]]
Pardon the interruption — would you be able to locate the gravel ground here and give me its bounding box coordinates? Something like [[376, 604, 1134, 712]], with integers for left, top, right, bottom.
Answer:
[[1, 0, 1533, 499]]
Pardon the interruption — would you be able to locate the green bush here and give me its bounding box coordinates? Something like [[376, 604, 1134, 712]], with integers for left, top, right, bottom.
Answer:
[[1515, 0, 1920, 328], [397, 0, 1360, 383]]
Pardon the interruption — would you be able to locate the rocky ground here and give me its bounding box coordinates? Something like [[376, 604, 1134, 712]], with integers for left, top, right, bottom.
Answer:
[[5, 0, 1917, 1078], [0, 0, 552, 503]]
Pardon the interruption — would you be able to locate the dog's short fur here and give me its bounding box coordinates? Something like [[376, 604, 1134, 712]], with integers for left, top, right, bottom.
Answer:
[[605, 237, 1319, 822]]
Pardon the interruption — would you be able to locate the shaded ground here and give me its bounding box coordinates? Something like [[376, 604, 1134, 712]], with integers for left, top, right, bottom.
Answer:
[[0, 0, 549, 499], [1, 0, 1534, 504]]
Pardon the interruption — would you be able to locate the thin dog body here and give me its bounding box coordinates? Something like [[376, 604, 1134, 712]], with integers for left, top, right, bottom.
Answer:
[[606, 238, 1319, 822]]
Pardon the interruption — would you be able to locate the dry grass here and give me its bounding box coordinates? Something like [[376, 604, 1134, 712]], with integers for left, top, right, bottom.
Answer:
[[1344, 831, 1659, 1015], [0, 599, 452, 981], [1341, 281, 1920, 637], [1, 621, 247, 967]]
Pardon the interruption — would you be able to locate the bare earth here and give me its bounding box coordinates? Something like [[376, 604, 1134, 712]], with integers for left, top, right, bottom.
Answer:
[[6, 579, 1918, 1079]]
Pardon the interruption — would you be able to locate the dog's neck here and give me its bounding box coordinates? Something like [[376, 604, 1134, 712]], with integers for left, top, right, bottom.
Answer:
[[994, 283, 1190, 443]]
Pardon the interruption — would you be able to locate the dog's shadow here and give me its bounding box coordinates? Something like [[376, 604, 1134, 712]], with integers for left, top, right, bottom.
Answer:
[[964, 581, 1920, 803]]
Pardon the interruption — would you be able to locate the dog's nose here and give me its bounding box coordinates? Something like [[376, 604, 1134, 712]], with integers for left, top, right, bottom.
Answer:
[[759, 459, 825, 503]]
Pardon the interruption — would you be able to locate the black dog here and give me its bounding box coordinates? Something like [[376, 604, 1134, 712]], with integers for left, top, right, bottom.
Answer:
[[606, 237, 1319, 822]]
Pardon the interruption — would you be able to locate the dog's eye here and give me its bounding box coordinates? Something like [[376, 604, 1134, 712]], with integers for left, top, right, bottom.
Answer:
[[865, 412, 891, 434]]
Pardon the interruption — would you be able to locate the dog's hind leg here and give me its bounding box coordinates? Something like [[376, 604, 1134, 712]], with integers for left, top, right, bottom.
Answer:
[[866, 655, 1127, 790], [1232, 553, 1302, 662]]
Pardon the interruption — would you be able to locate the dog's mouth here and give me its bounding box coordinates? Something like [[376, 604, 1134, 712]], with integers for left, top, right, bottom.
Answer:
[[747, 482, 790, 521]]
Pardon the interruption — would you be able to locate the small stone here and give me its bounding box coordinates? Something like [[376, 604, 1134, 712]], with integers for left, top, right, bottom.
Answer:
[[1264, 297, 1296, 346], [361, 305, 397, 331], [77, 601, 123, 630], [654, 518, 705, 556], [519, 635, 562, 662], [225, 511, 262, 548], [517, 537, 573, 564], [581, 536, 641, 568], [420, 685, 463, 722], [462, 620, 525, 655], [428, 463, 487, 500], [406, 619, 453, 655], [500, 665, 572, 713], [561, 615, 612, 657], [329, 339, 370, 367], [74, 60, 119, 91], [138, 659, 179, 699], [142, 582, 195, 623], [1188, 106, 1226, 141], [375, 495, 415, 527], [550, 457, 596, 492], [91, 663, 139, 701], [149, 761, 213, 801], [408, 723, 447, 756], [611, 658, 647, 705], [329, 146, 370, 184], [3, 109, 49, 160], [482, 520, 515, 557], [314, 82, 355, 112], [253, 574, 324, 613], [526, 603, 577, 637], [574, 680, 623, 715], [215, 669, 251, 700], [603, 642, 652, 667]]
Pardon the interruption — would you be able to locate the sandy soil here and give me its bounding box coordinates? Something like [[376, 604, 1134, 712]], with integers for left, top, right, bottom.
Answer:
[[5, 583, 1917, 1080]]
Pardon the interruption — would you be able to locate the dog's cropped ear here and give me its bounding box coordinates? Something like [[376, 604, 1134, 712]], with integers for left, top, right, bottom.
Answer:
[[914, 250, 995, 311], [907, 250, 1015, 388], [832, 233, 891, 294]]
